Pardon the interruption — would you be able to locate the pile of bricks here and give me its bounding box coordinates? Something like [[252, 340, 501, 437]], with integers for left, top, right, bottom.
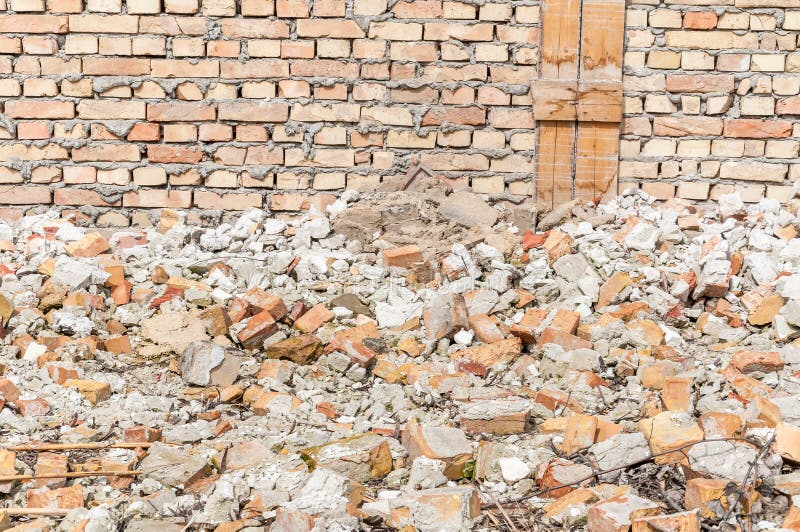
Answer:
[[0, 187, 797, 529]]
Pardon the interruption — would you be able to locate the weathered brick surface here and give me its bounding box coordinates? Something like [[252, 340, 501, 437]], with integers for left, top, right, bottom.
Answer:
[[622, 1, 800, 202], [0, 0, 539, 221], [0, 0, 797, 219]]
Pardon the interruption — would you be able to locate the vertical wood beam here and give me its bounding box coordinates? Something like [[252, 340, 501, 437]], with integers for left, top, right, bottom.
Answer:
[[574, 0, 625, 200], [536, 0, 581, 209]]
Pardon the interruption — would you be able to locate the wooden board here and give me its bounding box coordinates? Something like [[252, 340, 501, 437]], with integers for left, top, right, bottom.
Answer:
[[575, 122, 620, 200], [536, 0, 581, 208], [531, 80, 577, 121], [540, 0, 580, 80], [579, 0, 625, 83], [531, 80, 622, 122], [537, 121, 575, 208], [576, 0, 624, 198]]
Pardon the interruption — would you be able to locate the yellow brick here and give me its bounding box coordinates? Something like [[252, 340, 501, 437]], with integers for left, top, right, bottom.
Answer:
[[647, 50, 680, 69]]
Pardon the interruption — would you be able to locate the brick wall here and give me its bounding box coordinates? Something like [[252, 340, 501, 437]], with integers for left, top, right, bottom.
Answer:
[[3, 0, 795, 224], [622, 0, 800, 204], [0, 0, 539, 225]]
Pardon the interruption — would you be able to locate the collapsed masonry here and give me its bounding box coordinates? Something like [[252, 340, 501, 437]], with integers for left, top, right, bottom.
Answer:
[[0, 183, 800, 530]]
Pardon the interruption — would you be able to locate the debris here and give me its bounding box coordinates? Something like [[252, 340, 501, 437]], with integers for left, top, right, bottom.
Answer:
[[1, 191, 800, 530]]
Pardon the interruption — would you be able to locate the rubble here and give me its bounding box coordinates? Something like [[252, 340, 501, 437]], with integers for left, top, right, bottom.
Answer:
[[2, 189, 800, 530]]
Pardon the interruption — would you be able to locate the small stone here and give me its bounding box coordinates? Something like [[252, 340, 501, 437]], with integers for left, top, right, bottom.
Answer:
[[423, 292, 469, 341], [179, 340, 241, 387], [588, 493, 660, 532], [498, 457, 530, 483], [265, 334, 323, 365], [438, 191, 498, 227], [138, 442, 210, 487], [330, 293, 371, 316], [402, 419, 474, 480], [387, 486, 481, 531], [302, 433, 392, 483], [64, 379, 111, 405]]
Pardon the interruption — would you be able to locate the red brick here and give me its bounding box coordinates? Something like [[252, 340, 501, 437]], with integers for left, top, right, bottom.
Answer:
[[68, 14, 138, 33], [294, 303, 334, 333], [220, 59, 290, 78], [73, 144, 140, 162], [17, 121, 50, 139], [151, 59, 219, 77], [382, 245, 423, 268], [147, 145, 203, 164], [776, 97, 800, 115], [128, 122, 160, 142], [291, 59, 360, 78], [27, 485, 83, 509], [683, 11, 717, 29], [665, 74, 733, 93], [83, 57, 150, 75], [723, 119, 792, 138], [296, 19, 364, 38], [537, 328, 593, 350], [277, 0, 309, 17], [220, 19, 290, 38], [218, 102, 289, 122], [237, 310, 278, 349], [422, 107, 486, 126]]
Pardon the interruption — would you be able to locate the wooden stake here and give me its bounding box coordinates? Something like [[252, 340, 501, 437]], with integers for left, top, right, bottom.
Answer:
[[0, 471, 140, 482], [5, 442, 154, 452], [2, 508, 72, 516]]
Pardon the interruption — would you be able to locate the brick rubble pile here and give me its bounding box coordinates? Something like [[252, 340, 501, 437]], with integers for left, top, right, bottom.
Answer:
[[1, 186, 800, 531]]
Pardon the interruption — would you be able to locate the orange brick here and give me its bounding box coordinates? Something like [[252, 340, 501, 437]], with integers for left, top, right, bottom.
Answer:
[[381, 245, 422, 268], [294, 303, 334, 333]]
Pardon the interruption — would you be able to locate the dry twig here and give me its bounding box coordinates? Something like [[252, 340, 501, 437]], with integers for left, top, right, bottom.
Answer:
[[717, 433, 776, 528], [0, 470, 140, 482], [2, 508, 72, 516], [5, 442, 154, 452]]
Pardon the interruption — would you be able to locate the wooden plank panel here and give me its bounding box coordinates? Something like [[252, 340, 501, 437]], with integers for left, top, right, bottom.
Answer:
[[579, 0, 625, 82], [575, 122, 620, 200]]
